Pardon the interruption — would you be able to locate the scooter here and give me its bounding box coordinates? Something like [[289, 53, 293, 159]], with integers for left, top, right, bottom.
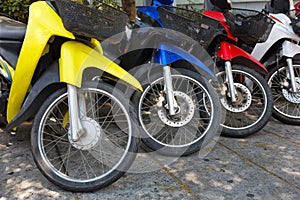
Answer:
[[103, 6, 223, 155], [209, 0, 300, 125], [0, 0, 142, 192], [137, 0, 273, 138]]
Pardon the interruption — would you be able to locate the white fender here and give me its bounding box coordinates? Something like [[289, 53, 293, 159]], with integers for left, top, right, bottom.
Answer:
[[282, 40, 300, 58]]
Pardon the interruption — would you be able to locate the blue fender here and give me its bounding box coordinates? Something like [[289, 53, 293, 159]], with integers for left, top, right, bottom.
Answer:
[[137, 6, 163, 26], [155, 43, 216, 79], [137, 0, 174, 26]]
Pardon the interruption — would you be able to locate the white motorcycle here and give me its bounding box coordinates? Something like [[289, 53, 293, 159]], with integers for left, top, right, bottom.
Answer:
[[224, 0, 300, 125]]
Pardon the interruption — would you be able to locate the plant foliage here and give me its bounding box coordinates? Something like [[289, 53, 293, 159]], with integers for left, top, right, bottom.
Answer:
[[0, 0, 40, 23], [0, 0, 120, 23]]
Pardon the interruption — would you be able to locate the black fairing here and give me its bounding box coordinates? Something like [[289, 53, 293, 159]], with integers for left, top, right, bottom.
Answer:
[[5, 60, 63, 131], [0, 16, 26, 40], [0, 40, 23, 68], [0, 15, 26, 68]]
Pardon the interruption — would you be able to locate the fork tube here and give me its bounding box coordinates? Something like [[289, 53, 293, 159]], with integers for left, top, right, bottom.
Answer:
[[163, 65, 177, 116], [67, 84, 85, 142], [286, 58, 297, 92], [78, 93, 87, 118], [225, 61, 237, 102]]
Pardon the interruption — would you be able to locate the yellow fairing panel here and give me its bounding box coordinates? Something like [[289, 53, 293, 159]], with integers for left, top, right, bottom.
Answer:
[[7, 1, 75, 122], [7, 1, 142, 123], [60, 41, 143, 91]]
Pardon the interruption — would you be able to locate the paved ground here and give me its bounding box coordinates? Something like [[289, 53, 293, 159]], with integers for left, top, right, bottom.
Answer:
[[0, 118, 299, 200]]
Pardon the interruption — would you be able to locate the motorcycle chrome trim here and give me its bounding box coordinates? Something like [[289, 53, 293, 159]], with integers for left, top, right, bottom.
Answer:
[[286, 58, 298, 92], [225, 61, 237, 102], [163, 65, 178, 116], [78, 93, 87, 117], [67, 84, 84, 142]]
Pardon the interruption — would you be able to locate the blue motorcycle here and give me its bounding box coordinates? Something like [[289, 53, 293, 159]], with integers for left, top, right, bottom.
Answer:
[[136, 0, 274, 139], [103, 12, 222, 156]]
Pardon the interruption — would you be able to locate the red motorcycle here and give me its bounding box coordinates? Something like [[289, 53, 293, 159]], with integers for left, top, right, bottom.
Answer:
[[204, 0, 300, 125], [157, 6, 273, 137]]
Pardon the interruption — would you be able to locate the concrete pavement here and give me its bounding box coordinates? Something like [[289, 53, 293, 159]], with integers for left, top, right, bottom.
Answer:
[[0, 118, 299, 200]]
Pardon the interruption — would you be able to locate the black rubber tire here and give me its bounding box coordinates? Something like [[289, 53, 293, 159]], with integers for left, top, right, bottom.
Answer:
[[218, 65, 273, 138], [133, 67, 223, 156], [31, 82, 139, 192], [267, 61, 300, 125]]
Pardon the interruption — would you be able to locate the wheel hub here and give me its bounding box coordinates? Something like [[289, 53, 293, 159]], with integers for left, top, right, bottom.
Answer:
[[221, 83, 252, 113], [157, 91, 195, 127], [282, 77, 300, 104], [68, 117, 102, 150]]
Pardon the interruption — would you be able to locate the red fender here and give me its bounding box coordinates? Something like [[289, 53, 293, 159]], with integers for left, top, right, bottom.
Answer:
[[218, 41, 268, 75]]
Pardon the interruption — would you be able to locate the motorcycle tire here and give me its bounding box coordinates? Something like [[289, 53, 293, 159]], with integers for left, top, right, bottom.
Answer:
[[217, 65, 273, 137], [267, 61, 300, 125], [31, 81, 139, 192], [133, 67, 223, 156]]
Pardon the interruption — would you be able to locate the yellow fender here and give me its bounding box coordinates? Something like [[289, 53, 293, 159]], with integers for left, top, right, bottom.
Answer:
[[59, 41, 143, 91]]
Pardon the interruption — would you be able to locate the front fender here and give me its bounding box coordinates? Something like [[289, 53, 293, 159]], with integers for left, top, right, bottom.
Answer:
[[59, 41, 142, 91], [155, 43, 216, 79], [137, 6, 163, 26], [282, 40, 300, 58], [218, 41, 268, 75]]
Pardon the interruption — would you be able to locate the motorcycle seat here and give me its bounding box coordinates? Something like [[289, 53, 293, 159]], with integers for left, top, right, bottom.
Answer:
[[0, 16, 26, 40]]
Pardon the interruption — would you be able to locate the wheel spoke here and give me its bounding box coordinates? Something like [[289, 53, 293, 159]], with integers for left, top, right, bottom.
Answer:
[[35, 86, 133, 186], [139, 74, 215, 147]]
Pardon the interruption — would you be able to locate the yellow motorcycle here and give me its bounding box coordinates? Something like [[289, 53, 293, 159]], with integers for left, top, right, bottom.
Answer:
[[0, 0, 142, 191]]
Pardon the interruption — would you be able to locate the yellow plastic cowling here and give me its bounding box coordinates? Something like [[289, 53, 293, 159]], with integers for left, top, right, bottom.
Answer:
[[6, 1, 75, 122], [59, 41, 143, 91]]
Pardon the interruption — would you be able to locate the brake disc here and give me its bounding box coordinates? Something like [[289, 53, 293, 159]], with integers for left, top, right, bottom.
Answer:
[[157, 91, 195, 127], [282, 77, 300, 104], [221, 83, 252, 113]]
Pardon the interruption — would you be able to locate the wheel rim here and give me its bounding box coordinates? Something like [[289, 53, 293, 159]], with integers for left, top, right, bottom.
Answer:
[[268, 65, 300, 119], [217, 69, 268, 130], [38, 88, 132, 183], [139, 75, 214, 148]]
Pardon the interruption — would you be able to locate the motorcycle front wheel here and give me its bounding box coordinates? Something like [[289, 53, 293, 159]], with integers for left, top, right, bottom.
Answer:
[[31, 82, 138, 192], [217, 65, 273, 137], [267, 62, 300, 125], [135, 67, 222, 156]]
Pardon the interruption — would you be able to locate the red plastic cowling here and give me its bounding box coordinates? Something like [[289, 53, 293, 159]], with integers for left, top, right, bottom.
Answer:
[[217, 41, 268, 74]]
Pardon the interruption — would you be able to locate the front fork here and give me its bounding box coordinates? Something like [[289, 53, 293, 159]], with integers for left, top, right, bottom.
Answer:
[[286, 58, 298, 92], [67, 84, 86, 142], [225, 61, 237, 102], [163, 65, 178, 116]]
